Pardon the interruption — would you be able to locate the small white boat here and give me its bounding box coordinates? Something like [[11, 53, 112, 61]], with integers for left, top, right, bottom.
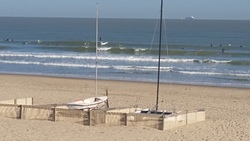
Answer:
[[66, 4, 108, 110], [67, 96, 108, 110]]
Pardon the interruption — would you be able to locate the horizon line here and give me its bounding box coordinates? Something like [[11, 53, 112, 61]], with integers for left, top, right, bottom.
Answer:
[[0, 16, 249, 21]]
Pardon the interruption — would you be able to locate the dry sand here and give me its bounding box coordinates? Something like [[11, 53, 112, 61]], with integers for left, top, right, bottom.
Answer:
[[0, 74, 250, 141]]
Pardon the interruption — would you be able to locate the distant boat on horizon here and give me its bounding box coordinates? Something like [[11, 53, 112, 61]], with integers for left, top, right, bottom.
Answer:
[[183, 16, 195, 20]]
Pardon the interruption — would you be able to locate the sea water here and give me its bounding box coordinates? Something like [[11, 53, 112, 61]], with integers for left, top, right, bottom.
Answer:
[[0, 17, 250, 88]]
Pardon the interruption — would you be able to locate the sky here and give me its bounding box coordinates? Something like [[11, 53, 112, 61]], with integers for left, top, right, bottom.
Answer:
[[0, 0, 250, 20]]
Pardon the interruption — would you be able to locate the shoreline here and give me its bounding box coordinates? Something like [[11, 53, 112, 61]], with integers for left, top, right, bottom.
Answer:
[[1, 73, 249, 90]]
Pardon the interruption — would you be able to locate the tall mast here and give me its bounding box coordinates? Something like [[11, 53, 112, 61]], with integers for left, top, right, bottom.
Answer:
[[156, 0, 163, 111], [95, 3, 98, 98]]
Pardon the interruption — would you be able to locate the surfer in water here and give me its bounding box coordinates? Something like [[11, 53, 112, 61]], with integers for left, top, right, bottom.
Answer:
[[222, 48, 225, 53]]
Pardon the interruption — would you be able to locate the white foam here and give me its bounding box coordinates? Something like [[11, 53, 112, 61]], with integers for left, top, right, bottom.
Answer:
[[179, 70, 250, 77], [0, 60, 110, 69], [0, 52, 233, 64], [113, 65, 172, 72], [134, 48, 147, 52], [97, 47, 112, 51]]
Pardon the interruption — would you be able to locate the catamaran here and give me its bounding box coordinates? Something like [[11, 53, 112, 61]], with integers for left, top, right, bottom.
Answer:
[[136, 0, 172, 115]]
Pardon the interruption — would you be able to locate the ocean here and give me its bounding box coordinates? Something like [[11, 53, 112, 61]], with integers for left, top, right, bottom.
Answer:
[[0, 17, 250, 88]]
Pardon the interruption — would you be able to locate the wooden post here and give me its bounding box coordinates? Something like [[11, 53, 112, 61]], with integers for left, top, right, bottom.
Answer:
[[125, 113, 128, 126], [161, 115, 165, 130], [106, 89, 109, 108], [83, 110, 85, 125], [186, 110, 188, 125], [88, 109, 91, 126], [52, 107, 56, 122], [19, 105, 23, 119]]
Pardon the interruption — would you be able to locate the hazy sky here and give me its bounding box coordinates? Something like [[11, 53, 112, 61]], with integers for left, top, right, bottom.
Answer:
[[1, 0, 249, 20]]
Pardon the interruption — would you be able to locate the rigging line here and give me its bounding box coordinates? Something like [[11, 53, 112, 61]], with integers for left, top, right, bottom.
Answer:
[[162, 6, 173, 86], [149, 19, 159, 52], [137, 16, 159, 105], [137, 10, 160, 109], [160, 4, 176, 111], [149, 18, 159, 52]]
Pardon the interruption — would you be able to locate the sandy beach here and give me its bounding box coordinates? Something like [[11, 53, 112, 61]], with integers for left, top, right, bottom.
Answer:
[[0, 74, 250, 141]]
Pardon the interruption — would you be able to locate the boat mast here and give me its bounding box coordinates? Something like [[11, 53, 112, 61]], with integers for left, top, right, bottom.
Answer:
[[95, 3, 98, 98], [156, 0, 163, 111]]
